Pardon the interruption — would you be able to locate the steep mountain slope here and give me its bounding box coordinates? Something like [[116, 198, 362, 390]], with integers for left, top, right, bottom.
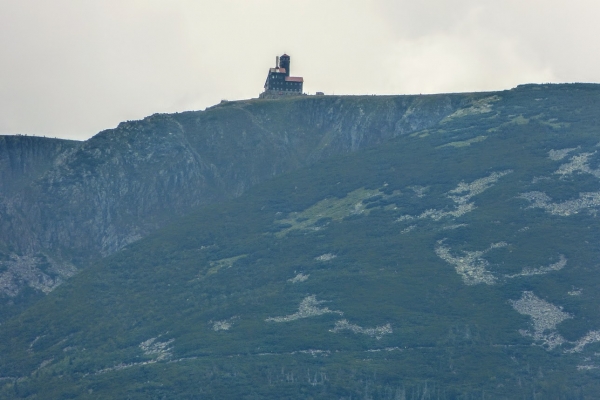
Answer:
[[0, 135, 78, 196], [0, 136, 80, 318], [0, 94, 478, 311], [1, 83, 600, 398]]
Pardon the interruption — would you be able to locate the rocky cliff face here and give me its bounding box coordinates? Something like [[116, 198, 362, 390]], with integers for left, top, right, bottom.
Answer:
[[0, 135, 78, 196], [0, 94, 482, 301]]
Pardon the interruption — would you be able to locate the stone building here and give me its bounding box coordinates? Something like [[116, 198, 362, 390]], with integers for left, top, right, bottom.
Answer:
[[259, 54, 304, 99]]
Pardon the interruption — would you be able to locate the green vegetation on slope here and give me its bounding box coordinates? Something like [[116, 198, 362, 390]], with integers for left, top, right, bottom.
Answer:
[[2, 84, 600, 398]]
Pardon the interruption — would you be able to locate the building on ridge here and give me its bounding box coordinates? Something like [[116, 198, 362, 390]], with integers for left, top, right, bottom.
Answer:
[[259, 54, 304, 99]]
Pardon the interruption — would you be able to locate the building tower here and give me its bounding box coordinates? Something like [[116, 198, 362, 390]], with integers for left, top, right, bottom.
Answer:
[[259, 53, 304, 99], [279, 54, 290, 77]]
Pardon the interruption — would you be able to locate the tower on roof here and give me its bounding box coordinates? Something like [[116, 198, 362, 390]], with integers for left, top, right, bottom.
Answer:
[[279, 54, 290, 77], [259, 53, 304, 99]]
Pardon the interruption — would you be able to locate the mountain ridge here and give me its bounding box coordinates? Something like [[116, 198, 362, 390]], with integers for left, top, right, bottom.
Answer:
[[0, 92, 486, 309], [1, 83, 600, 398]]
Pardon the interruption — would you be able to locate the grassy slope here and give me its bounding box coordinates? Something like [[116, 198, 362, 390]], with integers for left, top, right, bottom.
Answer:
[[2, 84, 600, 398]]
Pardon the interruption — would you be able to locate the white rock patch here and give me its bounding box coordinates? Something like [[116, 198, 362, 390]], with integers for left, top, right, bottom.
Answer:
[[577, 364, 599, 371], [410, 186, 429, 197], [330, 319, 392, 339], [505, 255, 567, 278], [266, 295, 343, 323], [211, 316, 239, 331], [315, 253, 337, 262], [435, 240, 507, 285], [548, 147, 579, 161], [555, 152, 600, 178], [447, 170, 513, 205], [288, 273, 309, 283], [401, 225, 416, 234], [94, 337, 174, 375], [520, 191, 600, 216], [139, 337, 174, 361], [510, 291, 572, 350], [566, 330, 600, 353], [397, 170, 512, 222], [440, 224, 468, 231]]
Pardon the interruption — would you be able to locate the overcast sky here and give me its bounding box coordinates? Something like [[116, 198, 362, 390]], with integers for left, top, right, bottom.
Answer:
[[1, 0, 598, 140]]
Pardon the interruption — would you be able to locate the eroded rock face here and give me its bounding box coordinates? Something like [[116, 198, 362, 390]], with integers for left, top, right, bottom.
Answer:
[[0, 135, 78, 196], [0, 94, 470, 301], [0, 254, 76, 297]]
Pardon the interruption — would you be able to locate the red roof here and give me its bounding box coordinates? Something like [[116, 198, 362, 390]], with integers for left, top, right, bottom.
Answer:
[[285, 76, 303, 83]]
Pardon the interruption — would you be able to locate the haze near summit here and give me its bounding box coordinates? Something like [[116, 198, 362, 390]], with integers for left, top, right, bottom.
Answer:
[[0, 0, 597, 140]]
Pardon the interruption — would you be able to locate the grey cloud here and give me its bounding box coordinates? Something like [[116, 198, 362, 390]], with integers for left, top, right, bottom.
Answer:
[[0, 0, 598, 140]]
